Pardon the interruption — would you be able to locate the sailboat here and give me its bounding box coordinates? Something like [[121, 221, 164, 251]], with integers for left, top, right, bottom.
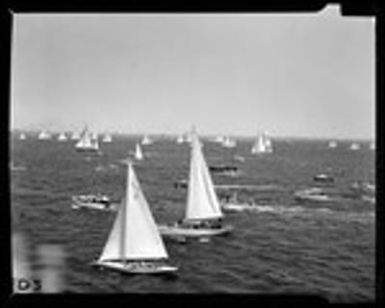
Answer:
[[19, 133, 26, 140], [369, 142, 375, 150], [222, 137, 236, 148], [91, 160, 178, 274], [38, 131, 51, 140], [71, 131, 80, 140], [328, 141, 337, 148], [135, 143, 144, 160], [141, 135, 153, 145], [176, 135, 184, 144], [57, 132, 67, 141], [251, 131, 273, 154], [158, 129, 233, 238], [350, 142, 360, 151], [75, 127, 99, 152], [215, 136, 225, 144], [102, 133, 112, 143]]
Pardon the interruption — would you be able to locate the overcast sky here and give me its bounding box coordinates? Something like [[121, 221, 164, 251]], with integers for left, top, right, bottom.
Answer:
[[11, 6, 375, 139]]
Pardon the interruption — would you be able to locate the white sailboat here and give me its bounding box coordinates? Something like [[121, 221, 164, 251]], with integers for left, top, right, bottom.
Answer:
[[19, 133, 26, 140], [251, 131, 273, 154], [158, 129, 233, 239], [222, 137, 236, 148], [328, 141, 337, 148], [57, 132, 67, 141], [176, 135, 184, 144], [91, 160, 178, 274], [215, 136, 225, 143], [71, 131, 80, 140], [38, 131, 51, 140], [135, 143, 144, 160], [350, 142, 360, 151], [102, 133, 112, 143], [369, 142, 375, 150], [141, 135, 153, 145], [75, 127, 99, 152]]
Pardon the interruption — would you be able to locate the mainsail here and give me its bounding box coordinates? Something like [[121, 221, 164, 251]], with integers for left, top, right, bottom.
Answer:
[[135, 143, 143, 160], [75, 127, 99, 150], [251, 131, 272, 153], [38, 131, 51, 140], [98, 162, 168, 262], [185, 131, 223, 221], [57, 132, 67, 141], [102, 133, 112, 143]]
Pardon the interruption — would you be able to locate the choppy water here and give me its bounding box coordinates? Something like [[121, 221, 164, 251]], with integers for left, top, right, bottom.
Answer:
[[10, 135, 375, 302]]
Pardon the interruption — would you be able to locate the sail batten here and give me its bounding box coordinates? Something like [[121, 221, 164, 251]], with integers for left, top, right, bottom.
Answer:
[[99, 162, 168, 262]]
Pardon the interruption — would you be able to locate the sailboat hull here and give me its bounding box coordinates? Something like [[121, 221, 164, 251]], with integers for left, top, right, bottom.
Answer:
[[91, 261, 178, 274], [158, 224, 233, 237]]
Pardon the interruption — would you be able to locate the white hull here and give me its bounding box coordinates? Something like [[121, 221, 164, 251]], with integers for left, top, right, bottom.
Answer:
[[221, 203, 258, 212], [158, 224, 233, 237], [91, 261, 178, 274], [72, 202, 117, 211]]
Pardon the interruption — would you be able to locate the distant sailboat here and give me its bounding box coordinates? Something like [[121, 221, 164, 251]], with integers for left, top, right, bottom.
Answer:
[[176, 135, 184, 144], [350, 143, 360, 151], [222, 137, 236, 148], [19, 133, 26, 140], [251, 131, 273, 154], [135, 143, 144, 160], [38, 131, 51, 140], [57, 132, 67, 141], [91, 160, 178, 274], [91, 132, 98, 141], [369, 142, 375, 150], [158, 129, 233, 238], [141, 135, 153, 145], [71, 131, 80, 140], [215, 136, 225, 143], [75, 127, 99, 152], [102, 133, 112, 143], [328, 141, 337, 148]]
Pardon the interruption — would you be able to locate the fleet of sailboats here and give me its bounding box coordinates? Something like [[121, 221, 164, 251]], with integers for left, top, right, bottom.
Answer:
[[158, 129, 233, 239], [75, 127, 99, 152], [91, 160, 178, 274], [251, 131, 273, 154]]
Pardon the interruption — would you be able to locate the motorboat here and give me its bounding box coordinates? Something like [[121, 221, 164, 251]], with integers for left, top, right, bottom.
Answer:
[[294, 188, 332, 202], [71, 194, 117, 211]]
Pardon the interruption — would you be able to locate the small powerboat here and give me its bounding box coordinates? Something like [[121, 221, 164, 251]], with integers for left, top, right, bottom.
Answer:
[[313, 173, 334, 183], [71, 194, 117, 211], [294, 188, 332, 202]]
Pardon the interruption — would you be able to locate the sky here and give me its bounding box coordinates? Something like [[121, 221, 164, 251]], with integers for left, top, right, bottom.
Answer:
[[10, 5, 375, 139]]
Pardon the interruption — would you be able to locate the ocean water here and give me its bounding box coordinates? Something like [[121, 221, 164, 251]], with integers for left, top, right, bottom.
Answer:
[[10, 135, 375, 302]]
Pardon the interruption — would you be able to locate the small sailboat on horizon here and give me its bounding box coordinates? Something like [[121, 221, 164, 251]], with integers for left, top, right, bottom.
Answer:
[[328, 141, 337, 148], [19, 133, 26, 140], [222, 136, 236, 148], [350, 142, 360, 151], [158, 129, 233, 239], [251, 131, 273, 154], [57, 132, 67, 142], [75, 127, 99, 152], [91, 160, 178, 274], [102, 133, 112, 143], [141, 135, 153, 145], [38, 130, 51, 140]]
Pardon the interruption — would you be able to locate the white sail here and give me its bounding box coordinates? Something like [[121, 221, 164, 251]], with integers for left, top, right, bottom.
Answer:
[[369, 142, 375, 150], [135, 143, 143, 160], [176, 136, 184, 144], [185, 131, 223, 221], [98, 162, 168, 262], [57, 132, 67, 141], [328, 141, 337, 148], [102, 133, 112, 143], [141, 135, 152, 145], [19, 133, 26, 140], [222, 137, 236, 148], [264, 132, 273, 152], [38, 131, 51, 140], [350, 143, 360, 150], [76, 127, 98, 150], [71, 131, 80, 140], [251, 134, 266, 153]]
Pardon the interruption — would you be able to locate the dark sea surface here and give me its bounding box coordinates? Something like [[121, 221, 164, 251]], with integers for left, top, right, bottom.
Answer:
[[10, 135, 375, 302]]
